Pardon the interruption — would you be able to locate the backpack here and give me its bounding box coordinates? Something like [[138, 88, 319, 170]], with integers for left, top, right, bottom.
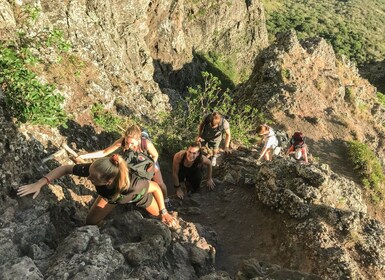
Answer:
[[275, 129, 290, 148], [123, 149, 155, 180], [122, 127, 155, 180], [290, 131, 305, 148]]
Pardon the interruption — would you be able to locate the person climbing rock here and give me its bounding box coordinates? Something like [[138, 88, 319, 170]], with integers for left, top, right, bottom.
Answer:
[[18, 154, 175, 226], [256, 124, 279, 161], [172, 142, 215, 199], [76, 124, 173, 210], [286, 131, 309, 164], [196, 112, 231, 166]]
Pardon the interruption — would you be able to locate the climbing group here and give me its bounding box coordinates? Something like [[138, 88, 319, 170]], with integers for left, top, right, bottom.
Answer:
[[17, 111, 310, 227], [17, 112, 232, 227]]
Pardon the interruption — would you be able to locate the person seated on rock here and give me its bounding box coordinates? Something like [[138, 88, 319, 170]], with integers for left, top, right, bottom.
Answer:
[[76, 124, 172, 209], [18, 154, 176, 226], [256, 124, 279, 161], [196, 112, 231, 166], [286, 131, 309, 163], [173, 142, 215, 199]]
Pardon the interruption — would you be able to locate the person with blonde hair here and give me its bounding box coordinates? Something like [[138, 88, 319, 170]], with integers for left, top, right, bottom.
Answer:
[[18, 154, 175, 226], [256, 124, 279, 161], [76, 124, 172, 209]]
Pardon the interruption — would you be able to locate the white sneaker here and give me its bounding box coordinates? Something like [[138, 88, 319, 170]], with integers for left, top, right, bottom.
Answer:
[[211, 156, 217, 166]]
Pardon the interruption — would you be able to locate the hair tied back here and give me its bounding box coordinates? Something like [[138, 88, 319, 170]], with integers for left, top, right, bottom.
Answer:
[[110, 154, 119, 166]]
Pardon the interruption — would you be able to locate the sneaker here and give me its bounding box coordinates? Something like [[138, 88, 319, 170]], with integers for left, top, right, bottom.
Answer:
[[211, 156, 217, 167]]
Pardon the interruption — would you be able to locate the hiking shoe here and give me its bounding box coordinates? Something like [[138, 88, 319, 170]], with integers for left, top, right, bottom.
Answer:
[[165, 198, 174, 212], [211, 156, 217, 167]]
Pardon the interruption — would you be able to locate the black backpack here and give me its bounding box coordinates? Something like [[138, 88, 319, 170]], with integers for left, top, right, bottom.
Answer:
[[123, 149, 155, 180]]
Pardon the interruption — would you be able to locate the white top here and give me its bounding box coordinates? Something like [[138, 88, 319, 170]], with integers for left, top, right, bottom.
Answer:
[[263, 128, 278, 149]]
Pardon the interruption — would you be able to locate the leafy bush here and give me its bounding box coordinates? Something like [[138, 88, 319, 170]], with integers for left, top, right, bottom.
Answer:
[[348, 140, 385, 201], [377, 92, 385, 107], [91, 104, 125, 132], [0, 45, 67, 126], [151, 72, 266, 154]]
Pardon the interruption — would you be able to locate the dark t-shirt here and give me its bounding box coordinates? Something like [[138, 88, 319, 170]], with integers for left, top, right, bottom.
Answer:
[[72, 164, 150, 206]]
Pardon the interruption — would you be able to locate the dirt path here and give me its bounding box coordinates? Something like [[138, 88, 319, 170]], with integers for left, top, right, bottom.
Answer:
[[161, 155, 313, 277]]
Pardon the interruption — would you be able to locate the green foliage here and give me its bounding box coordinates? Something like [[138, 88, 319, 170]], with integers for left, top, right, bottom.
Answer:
[[0, 45, 67, 126], [17, 5, 72, 54], [348, 141, 385, 201], [91, 104, 125, 133], [344, 87, 355, 103], [262, 0, 385, 65], [196, 51, 237, 89], [377, 92, 385, 107], [151, 72, 267, 154]]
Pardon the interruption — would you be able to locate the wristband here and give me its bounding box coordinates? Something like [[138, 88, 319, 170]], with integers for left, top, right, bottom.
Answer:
[[174, 185, 181, 189], [43, 176, 51, 184], [160, 208, 168, 215]]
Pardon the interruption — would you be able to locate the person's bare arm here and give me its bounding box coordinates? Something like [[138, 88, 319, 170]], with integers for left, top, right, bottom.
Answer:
[[78, 137, 123, 160], [146, 140, 159, 163], [224, 128, 231, 153], [18, 165, 75, 199], [172, 151, 184, 199], [202, 155, 215, 190], [148, 181, 175, 225], [197, 121, 205, 142]]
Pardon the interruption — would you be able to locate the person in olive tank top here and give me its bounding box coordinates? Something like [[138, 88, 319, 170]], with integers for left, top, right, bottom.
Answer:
[[18, 154, 175, 226]]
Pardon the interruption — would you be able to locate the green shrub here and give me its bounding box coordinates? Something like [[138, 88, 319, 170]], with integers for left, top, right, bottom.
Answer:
[[263, 0, 384, 65], [91, 104, 125, 132], [0, 45, 67, 126], [348, 140, 385, 201], [377, 92, 385, 107], [151, 72, 267, 154]]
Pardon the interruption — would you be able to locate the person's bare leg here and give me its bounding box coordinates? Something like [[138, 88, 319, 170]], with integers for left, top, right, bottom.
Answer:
[[86, 196, 116, 225], [145, 196, 160, 216], [153, 169, 167, 197]]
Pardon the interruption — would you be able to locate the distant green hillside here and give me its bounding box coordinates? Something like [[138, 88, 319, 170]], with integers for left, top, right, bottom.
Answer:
[[261, 0, 385, 65]]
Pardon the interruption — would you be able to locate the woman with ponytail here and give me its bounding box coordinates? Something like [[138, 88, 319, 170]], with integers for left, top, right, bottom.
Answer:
[[17, 154, 175, 226]]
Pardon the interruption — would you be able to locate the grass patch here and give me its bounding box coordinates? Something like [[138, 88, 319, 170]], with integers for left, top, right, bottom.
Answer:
[[348, 140, 385, 202], [91, 104, 125, 133], [377, 92, 385, 107], [0, 44, 67, 126]]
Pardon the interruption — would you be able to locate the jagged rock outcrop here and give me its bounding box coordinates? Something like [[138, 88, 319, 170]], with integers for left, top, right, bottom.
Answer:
[[0, 0, 267, 123], [216, 149, 385, 279], [234, 30, 385, 160], [0, 103, 218, 279]]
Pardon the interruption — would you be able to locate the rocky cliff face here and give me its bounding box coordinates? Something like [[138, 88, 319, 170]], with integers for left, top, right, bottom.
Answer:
[[0, 0, 267, 122], [1, 1, 385, 279], [235, 30, 385, 161]]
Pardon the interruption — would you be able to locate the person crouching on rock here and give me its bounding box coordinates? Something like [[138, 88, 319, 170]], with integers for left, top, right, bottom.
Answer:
[[256, 124, 279, 161], [75, 124, 172, 210], [172, 142, 215, 199], [17, 154, 175, 227]]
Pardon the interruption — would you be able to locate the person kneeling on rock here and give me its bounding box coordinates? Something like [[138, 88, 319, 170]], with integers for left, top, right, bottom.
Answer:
[[18, 154, 176, 227], [172, 142, 215, 199], [256, 124, 279, 161]]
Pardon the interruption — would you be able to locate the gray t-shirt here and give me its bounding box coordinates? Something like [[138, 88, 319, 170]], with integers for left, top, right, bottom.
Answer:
[[201, 118, 229, 141]]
